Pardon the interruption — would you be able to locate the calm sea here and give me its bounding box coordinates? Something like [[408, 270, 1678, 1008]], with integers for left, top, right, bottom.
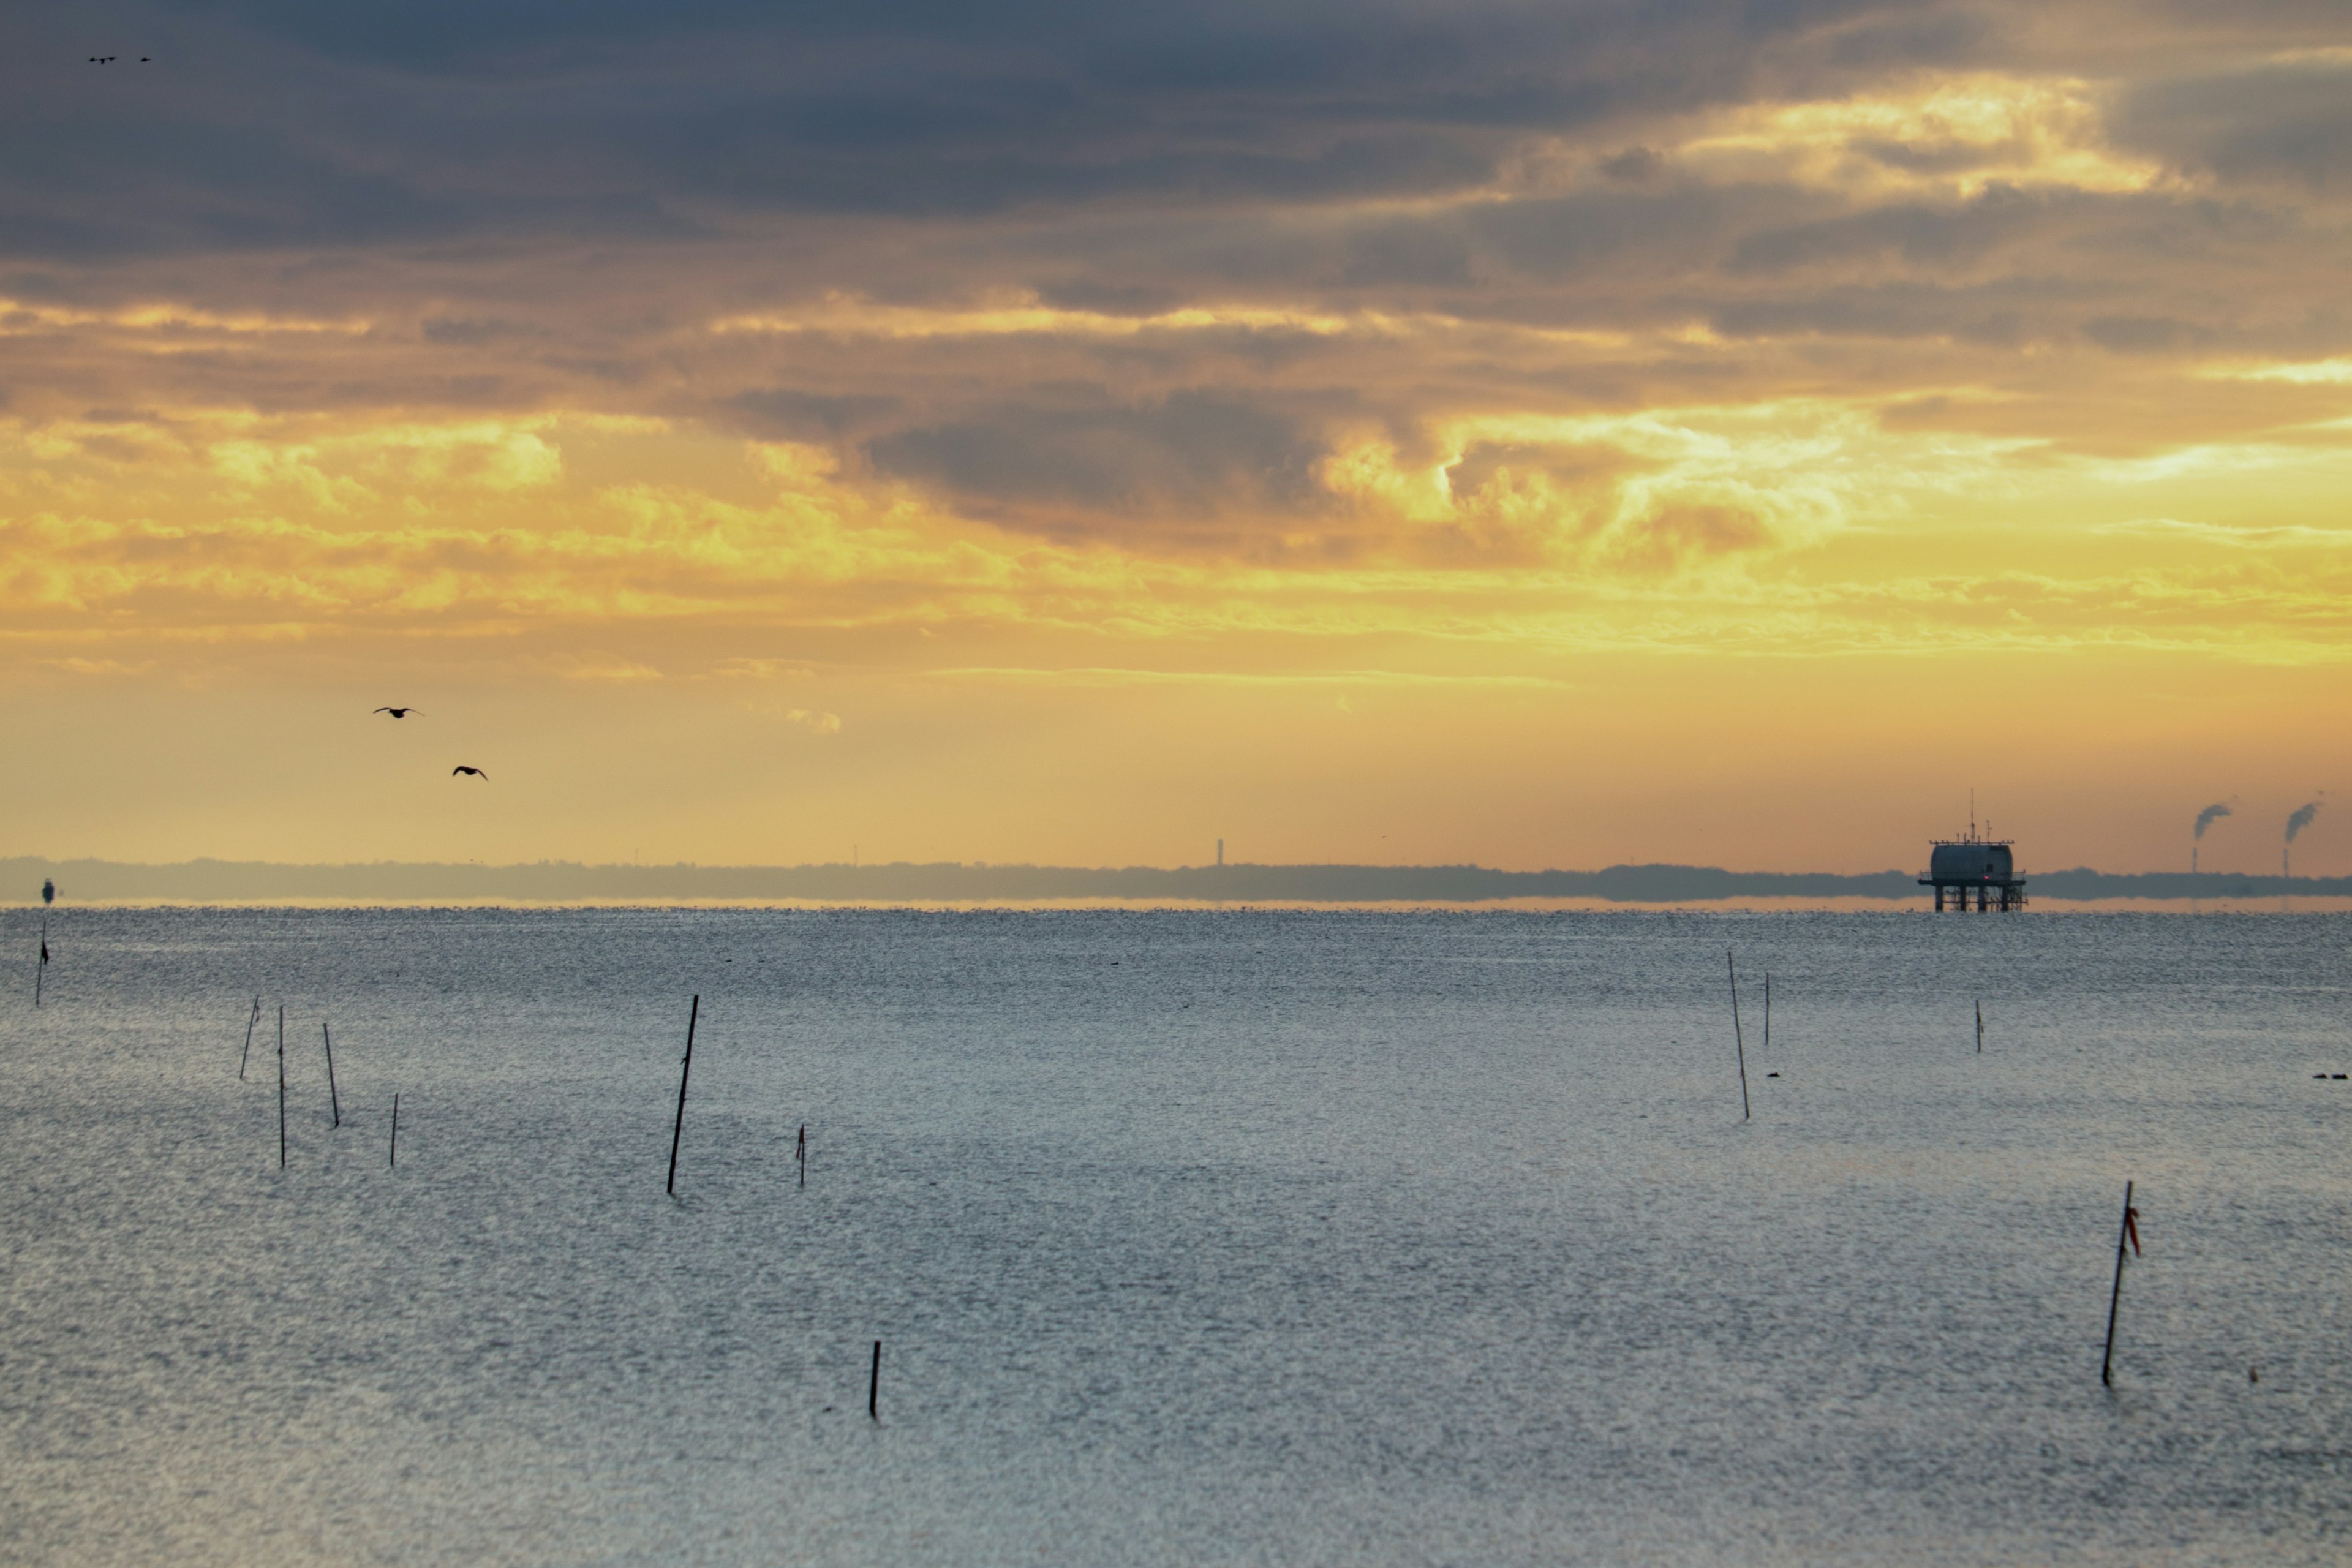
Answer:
[[2, 907, 2346, 1566]]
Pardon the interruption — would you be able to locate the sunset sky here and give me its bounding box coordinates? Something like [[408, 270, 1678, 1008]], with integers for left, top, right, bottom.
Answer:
[[4, 0, 2348, 875]]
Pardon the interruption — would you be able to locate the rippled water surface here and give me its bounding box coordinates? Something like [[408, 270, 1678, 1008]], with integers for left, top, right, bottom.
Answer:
[[2, 907, 2348, 1566]]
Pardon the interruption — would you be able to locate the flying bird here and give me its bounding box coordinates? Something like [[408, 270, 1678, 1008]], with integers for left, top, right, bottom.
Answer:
[[374, 706, 421, 718], [451, 766, 489, 779]]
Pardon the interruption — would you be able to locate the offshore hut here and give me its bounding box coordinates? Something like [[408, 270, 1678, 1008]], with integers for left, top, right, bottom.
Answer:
[[1921, 826, 2026, 911]]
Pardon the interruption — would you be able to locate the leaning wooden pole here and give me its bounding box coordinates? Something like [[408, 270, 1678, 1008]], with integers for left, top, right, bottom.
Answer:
[[239, 996, 260, 1080], [1727, 950, 1750, 1121], [2100, 1180, 2138, 1386], [34, 915, 47, 1008], [666, 995, 699, 1196], [869, 1340, 881, 1420], [389, 1093, 399, 1170], [276, 1005, 287, 1170], [322, 1022, 341, 1128]]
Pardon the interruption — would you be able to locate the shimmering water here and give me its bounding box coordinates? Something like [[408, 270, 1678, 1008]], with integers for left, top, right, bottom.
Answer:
[[2, 907, 2347, 1566]]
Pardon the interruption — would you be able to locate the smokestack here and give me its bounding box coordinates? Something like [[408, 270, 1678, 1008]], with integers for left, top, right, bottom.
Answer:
[[2285, 800, 2322, 879], [2192, 801, 2231, 874]]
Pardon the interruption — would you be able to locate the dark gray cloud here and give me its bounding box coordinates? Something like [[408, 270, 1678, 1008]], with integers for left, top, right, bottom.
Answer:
[[0, 0, 2008, 257], [2114, 58, 2352, 190], [867, 388, 1329, 518], [726, 387, 905, 442], [1729, 186, 2065, 274], [2081, 313, 2207, 353]]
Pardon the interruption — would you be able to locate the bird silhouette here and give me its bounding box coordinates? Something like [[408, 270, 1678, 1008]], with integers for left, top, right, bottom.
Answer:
[[451, 766, 489, 779], [374, 706, 420, 718]]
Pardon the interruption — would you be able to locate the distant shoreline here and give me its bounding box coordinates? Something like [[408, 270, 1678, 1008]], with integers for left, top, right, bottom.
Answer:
[[4, 856, 2346, 907]]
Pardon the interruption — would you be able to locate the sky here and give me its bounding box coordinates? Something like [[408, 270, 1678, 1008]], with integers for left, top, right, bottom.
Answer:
[[2, 0, 2348, 875]]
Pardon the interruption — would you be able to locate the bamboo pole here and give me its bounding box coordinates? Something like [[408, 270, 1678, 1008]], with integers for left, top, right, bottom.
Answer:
[[2100, 1180, 2139, 1386], [276, 1006, 287, 1170], [1727, 950, 1750, 1121], [666, 996, 699, 1196], [239, 997, 260, 1080], [322, 1022, 341, 1128]]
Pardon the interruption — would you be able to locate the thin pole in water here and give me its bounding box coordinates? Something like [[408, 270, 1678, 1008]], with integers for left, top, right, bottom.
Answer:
[[2101, 1180, 2140, 1386], [1976, 999, 1984, 1054], [276, 1006, 287, 1170], [34, 915, 47, 1008], [666, 995, 699, 1196], [1727, 949, 1750, 1121], [869, 1340, 881, 1420], [239, 996, 260, 1080], [1763, 972, 1771, 1054], [322, 1022, 341, 1128], [389, 1093, 399, 1170], [797, 1123, 807, 1189]]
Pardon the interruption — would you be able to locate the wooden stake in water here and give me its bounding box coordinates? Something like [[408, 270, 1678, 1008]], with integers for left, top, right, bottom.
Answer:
[[1763, 972, 1771, 1054], [797, 1122, 807, 1189], [869, 1340, 881, 1420], [666, 995, 699, 1196], [276, 1005, 287, 1170], [1727, 949, 1751, 1121], [239, 996, 260, 1080], [2100, 1180, 2142, 1386], [389, 1093, 399, 1170], [1976, 1000, 1984, 1054], [322, 1022, 341, 1128]]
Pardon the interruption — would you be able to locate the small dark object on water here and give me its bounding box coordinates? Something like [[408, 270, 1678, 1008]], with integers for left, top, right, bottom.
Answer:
[[2337, 1074, 2348, 1080], [1766, 1071, 1779, 1078], [869, 1340, 881, 1420], [389, 1093, 399, 1169], [796, 1122, 807, 1189], [2250, 1366, 2260, 1384]]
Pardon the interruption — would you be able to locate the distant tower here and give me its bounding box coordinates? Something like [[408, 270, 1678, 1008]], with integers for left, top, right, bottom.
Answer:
[[41, 879, 54, 905], [1216, 839, 1224, 867]]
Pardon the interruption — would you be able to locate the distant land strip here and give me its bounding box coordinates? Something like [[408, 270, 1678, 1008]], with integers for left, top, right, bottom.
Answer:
[[4, 858, 2346, 904]]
